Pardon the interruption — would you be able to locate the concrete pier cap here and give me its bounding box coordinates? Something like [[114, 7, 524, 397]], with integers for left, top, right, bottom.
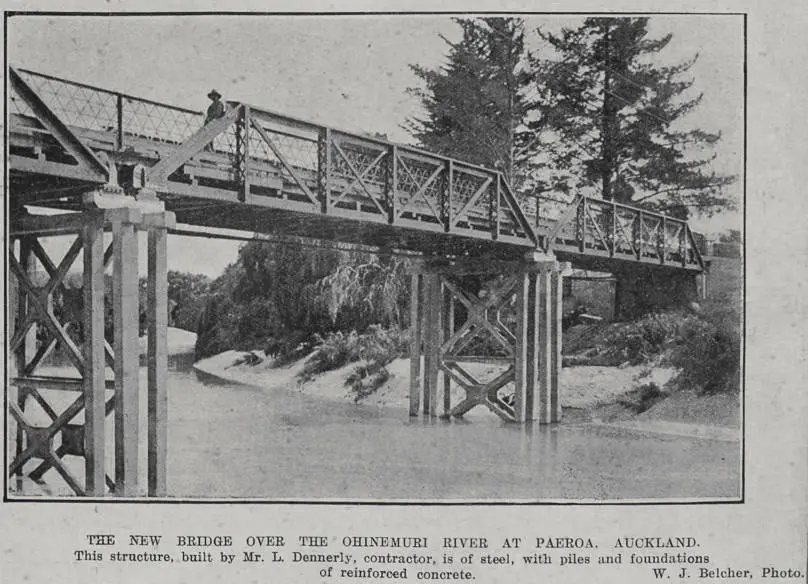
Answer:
[[521, 250, 572, 275], [82, 189, 166, 213]]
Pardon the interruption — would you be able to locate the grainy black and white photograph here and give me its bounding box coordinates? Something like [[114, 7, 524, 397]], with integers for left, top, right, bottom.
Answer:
[[6, 12, 744, 501]]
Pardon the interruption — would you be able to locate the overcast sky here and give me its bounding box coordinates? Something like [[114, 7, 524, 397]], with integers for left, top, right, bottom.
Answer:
[[8, 14, 744, 277]]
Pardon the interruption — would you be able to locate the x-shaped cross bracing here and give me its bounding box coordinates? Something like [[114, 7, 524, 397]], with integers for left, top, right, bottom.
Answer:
[[438, 275, 520, 421], [10, 384, 116, 495]]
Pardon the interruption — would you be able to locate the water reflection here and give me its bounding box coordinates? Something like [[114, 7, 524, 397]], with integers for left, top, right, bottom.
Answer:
[[8, 367, 740, 501]]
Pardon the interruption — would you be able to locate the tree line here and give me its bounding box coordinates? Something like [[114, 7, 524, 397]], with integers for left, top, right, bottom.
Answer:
[[407, 17, 735, 218]]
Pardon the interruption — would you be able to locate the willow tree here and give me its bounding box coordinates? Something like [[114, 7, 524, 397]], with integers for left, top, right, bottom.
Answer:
[[526, 17, 735, 217]]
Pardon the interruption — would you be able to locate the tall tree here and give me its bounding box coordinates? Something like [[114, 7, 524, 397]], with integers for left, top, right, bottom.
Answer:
[[526, 17, 735, 217], [406, 18, 531, 183]]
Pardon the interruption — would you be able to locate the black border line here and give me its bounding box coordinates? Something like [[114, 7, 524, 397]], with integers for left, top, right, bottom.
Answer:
[[2, 9, 748, 506]]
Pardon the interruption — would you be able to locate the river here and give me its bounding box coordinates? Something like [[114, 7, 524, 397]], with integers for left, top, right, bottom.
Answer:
[[9, 368, 741, 501]]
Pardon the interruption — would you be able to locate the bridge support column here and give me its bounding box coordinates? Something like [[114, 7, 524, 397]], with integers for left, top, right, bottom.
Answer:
[[614, 268, 700, 319], [8, 195, 174, 497], [409, 253, 565, 424]]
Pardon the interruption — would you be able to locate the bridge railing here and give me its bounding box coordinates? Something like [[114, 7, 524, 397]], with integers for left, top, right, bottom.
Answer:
[[10, 68, 204, 149], [549, 195, 705, 269], [9, 68, 538, 247], [225, 105, 538, 245], [9, 67, 705, 268]]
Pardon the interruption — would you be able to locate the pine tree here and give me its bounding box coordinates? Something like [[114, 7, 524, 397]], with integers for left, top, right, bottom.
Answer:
[[525, 17, 735, 217], [406, 18, 531, 184]]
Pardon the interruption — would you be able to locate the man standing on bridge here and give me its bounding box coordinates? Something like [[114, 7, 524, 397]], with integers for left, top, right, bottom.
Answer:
[[204, 89, 225, 151]]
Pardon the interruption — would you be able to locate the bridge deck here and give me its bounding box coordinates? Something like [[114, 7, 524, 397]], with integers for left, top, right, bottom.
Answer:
[[8, 67, 704, 271]]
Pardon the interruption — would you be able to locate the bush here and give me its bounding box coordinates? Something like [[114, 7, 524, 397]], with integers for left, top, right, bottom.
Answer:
[[345, 363, 392, 402], [299, 325, 409, 389], [564, 310, 694, 366], [667, 305, 741, 395], [617, 382, 667, 413], [263, 330, 314, 365]]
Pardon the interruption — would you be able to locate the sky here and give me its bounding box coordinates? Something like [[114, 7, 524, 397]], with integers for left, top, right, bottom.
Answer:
[[8, 14, 744, 278]]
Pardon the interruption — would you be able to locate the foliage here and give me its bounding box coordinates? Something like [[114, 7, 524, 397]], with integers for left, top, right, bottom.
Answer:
[[166, 271, 211, 332], [194, 239, 410, 361], [563, 305, 740, 394], [314, 256, 410, 331], [526, 17, 735, 216], [233, 239, 343, 333], [345, 364, 391, 402], [563, 310, 697, 366], [666, 304, 741, 394], [617, 382, 667, 413], [300, 325, 409, 385], [406, 17, 531, 183]]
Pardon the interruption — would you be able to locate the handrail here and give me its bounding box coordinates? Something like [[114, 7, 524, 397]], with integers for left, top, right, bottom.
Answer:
[[10, 67, 704, 268], [247, 102, 507, 178], [16, 67, 202, 116]]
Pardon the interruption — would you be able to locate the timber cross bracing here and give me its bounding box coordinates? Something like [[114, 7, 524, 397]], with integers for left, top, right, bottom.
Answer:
[[9, 206, 173, 497], [8, 67, 704, 271]]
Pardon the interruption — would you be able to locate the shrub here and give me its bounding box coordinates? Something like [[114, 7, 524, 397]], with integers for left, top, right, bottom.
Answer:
[[667, 305, 741, 395], [299, 325, 409, 389], [564, 310, 693, 366], [617, 382, 667, 413], [300, 330, 362, 380], [264, 330, 314, 366], [345, 363, 392, 402]]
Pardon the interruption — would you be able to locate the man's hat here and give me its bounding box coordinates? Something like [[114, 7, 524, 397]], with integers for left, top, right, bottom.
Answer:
[[207, 89, 222, 100]]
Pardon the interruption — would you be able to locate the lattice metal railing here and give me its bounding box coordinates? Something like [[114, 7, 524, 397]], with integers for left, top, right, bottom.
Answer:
[[549, 196, 705, 269], [227, 105, 537, 244], [9, 67, 705, 267], [12, 68, 203, 149]]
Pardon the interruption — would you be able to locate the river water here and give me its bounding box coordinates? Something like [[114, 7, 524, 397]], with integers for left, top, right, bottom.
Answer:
[[9, 368, 740, 501]]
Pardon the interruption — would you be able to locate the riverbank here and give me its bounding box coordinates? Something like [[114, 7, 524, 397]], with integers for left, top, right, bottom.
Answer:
[[194, 350, 740, 429]]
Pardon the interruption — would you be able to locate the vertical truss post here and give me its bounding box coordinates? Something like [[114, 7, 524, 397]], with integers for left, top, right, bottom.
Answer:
[[147, 224, 168, 496], [82, 211, 107, 495], [116, 94, 124, 151], [111, 214, 140, 497], [492, 176, 501, 240], [635, 210, 644, 260], [659, 216, 667, 264], [242, 105, 251, 201], [610, 201, 617, 256], [318, 127, 331, 214], [408, 273, 423, 417], [444, 160, 453, 232], [387, 145, 398, 224], [234, 106, 250, 202]]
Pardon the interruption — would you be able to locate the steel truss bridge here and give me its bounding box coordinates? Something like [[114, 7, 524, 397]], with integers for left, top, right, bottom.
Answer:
[[6, 67, 705, 498], [9, 67, 704, 271]]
